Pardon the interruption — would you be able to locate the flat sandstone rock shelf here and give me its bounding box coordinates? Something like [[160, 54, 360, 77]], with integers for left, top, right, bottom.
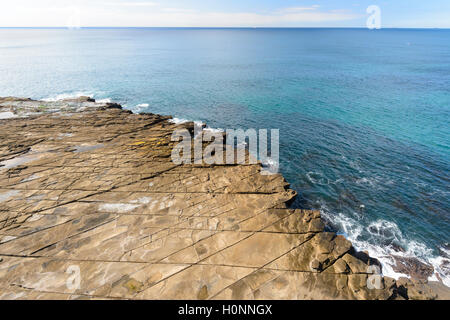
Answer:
[[0, 96, 448, 300]]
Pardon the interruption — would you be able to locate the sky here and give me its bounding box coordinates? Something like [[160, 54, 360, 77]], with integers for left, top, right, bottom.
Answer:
[[0, 0, 449, 28]]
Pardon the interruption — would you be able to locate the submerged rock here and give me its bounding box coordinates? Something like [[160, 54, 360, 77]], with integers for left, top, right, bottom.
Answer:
[[392, 255, 434, 281]]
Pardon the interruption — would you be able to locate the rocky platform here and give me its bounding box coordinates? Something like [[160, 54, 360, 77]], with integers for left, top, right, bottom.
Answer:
[[0, 97, 448, 300]]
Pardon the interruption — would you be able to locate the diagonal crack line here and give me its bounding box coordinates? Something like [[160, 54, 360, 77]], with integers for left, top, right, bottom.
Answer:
[[121, 207, 284, 296], [135, 208, 297, 299], [0, 218, 76, 246], [25, 217, 118, 256], [5, 163, 183, 218], [209, 232, 318, 300]]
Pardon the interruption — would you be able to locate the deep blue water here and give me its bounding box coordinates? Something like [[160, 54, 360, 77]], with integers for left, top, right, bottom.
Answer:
[[0, 28, 449, 283]]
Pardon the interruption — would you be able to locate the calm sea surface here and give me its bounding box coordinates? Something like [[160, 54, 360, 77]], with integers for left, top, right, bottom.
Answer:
[[0, 28, 449, 283]]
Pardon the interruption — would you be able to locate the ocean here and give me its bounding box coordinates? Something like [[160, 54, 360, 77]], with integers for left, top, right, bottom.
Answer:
[[0, 27, 449, 284]]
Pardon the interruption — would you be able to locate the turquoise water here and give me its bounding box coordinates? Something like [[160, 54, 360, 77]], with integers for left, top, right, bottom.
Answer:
[[0, 28, 449, 283]]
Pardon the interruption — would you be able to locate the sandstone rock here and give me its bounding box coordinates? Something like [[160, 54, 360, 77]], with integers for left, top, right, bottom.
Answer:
[[396, 277, 438, 300], [342, 253, 369, 273], [333, 259, 350, 274], [0, 96, 447, 300], [310, 259, 321, 271]]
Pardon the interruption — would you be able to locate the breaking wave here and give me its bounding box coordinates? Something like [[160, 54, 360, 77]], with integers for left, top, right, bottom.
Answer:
[[132, 103, 149, 113], [318, 202, 450, 286], [42, 91, 95, 101], [42, 91, 112, 103]]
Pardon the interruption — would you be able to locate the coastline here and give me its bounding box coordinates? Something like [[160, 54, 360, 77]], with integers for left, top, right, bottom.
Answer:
[[0, 96, 448, 300], [140, 107, 449, 286]]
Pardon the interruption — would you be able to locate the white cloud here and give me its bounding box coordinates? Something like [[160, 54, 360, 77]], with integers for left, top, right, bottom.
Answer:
[[102, 1, 158, 7], [0, 2, 362, 27], [277, 5, 321, 13], [161, 8, 197, 13]]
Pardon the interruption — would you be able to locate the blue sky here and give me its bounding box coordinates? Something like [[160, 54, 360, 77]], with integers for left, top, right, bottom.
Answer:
[[1, 0, 449, 28]]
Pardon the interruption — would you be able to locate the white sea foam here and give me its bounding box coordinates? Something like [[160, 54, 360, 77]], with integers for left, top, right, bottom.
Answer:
[[262, 158, 278, 168], [168, 118, 223, 136], [306, 171, 329, 185], [203, 127, 224, 134], [356, 177, 377, 187], [97, 98, 112, 103], [318, 203, 450, 287], [42, 91, 95, 102], [132, 103, 149, 112], [261, 158, 279, 175], [42, 91, 113, 104], [429, 255, 450, 287], [169, 117, 190, 124], [169, 118, 207, 138]]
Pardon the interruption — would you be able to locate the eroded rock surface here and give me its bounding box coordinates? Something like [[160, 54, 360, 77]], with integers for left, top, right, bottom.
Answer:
[[0, 97, 448, 300]]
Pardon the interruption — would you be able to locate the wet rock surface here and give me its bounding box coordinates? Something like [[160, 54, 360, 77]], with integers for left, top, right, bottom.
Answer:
[[392, 256, 435, 281], [0, 97, 448, 300]]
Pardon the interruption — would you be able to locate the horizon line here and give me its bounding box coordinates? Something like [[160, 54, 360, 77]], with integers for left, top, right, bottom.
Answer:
[[0, 26, 449, 29]]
